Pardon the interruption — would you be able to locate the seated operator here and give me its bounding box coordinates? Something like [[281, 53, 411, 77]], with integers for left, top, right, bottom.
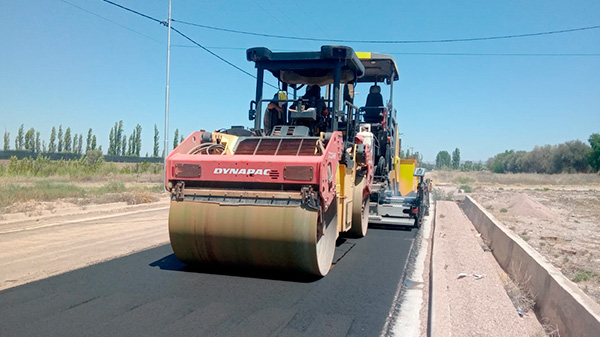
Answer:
[[290, 85, 328, 116], [264, 90, 288, 135]]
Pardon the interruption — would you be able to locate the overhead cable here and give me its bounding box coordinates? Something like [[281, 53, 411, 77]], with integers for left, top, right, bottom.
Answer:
[[170, 27, 277, 89], [172, 19, 600, 44], [60, 0, 162, 44], [98, 0, 275, 88]]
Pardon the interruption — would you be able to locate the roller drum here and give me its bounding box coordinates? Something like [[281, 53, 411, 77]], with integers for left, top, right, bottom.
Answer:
[[168, 199, 337, 276]]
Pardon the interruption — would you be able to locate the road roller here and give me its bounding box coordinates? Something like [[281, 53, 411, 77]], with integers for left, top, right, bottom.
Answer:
[[165, 46, 374, 276]]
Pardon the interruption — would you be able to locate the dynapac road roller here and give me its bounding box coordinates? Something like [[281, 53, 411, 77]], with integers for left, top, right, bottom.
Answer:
[[165, 46, 374, 276]]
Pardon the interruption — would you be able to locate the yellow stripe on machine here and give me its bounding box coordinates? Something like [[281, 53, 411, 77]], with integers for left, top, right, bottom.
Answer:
[[355, 52, 372, 59]]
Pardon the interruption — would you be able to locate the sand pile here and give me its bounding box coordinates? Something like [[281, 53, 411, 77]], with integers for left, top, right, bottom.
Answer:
[[507, 193, 558, 219]]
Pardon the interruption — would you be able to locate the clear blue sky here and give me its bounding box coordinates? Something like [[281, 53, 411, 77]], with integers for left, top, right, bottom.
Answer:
[[1, 0, 599, 162]]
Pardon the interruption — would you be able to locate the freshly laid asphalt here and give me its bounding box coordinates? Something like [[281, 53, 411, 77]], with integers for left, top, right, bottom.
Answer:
[[0, 226, 417, 337]]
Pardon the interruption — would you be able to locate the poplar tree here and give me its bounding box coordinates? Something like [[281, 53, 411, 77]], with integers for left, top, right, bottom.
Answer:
[[24, 128, 35, 152], [173, 129, 179, 149], [135, 124, 142, 156], [35, 131, 41, 153], [16, 124, 24, 150], [116, 120, 124, 156], [153, 124, 159, 157], [78, 134, 83, 155], [57, 125, 63, 152], [64, 127, 72, 152], [86, 128, 92, 152], [452, 148, 461, 169], [3, 131, 9, 150], [49, 127, 56, 153], [121, 135, 127, 156], [108, 127, 115, 155]]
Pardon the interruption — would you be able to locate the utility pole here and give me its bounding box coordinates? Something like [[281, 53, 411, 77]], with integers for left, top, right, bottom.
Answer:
[[163, 0, 172, 192]]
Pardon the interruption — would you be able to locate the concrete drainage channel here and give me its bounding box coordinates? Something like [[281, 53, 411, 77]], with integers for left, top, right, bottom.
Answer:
[[462, 196, 600, 336]]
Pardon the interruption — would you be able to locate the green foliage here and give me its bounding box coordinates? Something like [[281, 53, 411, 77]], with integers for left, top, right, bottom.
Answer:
[[64, 127, 72, 152], [0, 181, 86, 208], [16, 124, 24, 150], [461, 160, 473, 171], [589, 133, 600, 172], [432, 188, 454, 201], [452, 148, 460, 169], [24, 127, 35, 152], [121, 134, 127, 156], [77, 134, 83, 154], [153, 124, 160, 157], [49, 126, 56, 153], [435, 150, 451, 169], [500, 208, 508, 213], [487, 139, 592, 174], [454, 175, 471, 184], [117, 120, 123, 156], [86, 149, 104, 166], [35, 131, 41, 153], [572, 270, 596, 283], [97, 181, 126, 194], [459, 184, 472, 193], [173, 128, 180, 149], [86, 128, 93, 152], [108, 127, 115, 155], [57, 125, 63, 152], [0, 155, 163, 181], [3, 131, 9, 150]]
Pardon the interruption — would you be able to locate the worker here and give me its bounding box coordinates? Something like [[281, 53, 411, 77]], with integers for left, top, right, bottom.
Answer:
[[264, 90, 288, 135], [290, 85, 327, 114]]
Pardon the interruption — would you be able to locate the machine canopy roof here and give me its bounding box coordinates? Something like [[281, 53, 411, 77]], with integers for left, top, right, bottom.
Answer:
[[355, 52, 399, 83], [247, 46, 365, 87]]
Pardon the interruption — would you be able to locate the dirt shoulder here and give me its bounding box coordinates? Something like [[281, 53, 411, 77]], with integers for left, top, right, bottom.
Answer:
[[0, 197, 170, 291], [430, 171, 600, 305]]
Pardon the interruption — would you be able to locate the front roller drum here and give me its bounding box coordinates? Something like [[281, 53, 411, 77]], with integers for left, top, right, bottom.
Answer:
[[168, 199, 338, 276]]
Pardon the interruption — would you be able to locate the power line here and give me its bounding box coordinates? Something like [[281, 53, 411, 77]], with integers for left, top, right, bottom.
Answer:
[[101, 0, 162, 24], [169, 27, 278, 89], [59, 0, 162, 44], [171, 20, 600, 44], [98, 0, 275, 88], [172, 45, 600, 57]]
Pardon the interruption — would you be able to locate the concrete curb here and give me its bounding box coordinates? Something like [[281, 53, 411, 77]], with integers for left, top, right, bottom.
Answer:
[[462, 196, 600, 337]]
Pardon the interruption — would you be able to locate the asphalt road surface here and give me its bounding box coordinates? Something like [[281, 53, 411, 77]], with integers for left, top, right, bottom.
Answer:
[[0, 224, 417, 337]]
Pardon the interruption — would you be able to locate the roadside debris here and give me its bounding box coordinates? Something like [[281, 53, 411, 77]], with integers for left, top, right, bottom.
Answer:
[[457, 273, 486, 280]]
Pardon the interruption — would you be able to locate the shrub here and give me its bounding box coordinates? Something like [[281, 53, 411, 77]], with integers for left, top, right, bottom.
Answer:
[[572, 270, 596, 283], [459, 184, 473, 193]]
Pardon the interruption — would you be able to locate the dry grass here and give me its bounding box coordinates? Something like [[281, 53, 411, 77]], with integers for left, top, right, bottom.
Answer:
[[430, 170, 600, 186], [498, 265, 535, 315], [0, 174, 163, 213]]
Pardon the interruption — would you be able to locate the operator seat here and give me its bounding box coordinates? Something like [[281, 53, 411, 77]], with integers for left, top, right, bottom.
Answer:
[[363, 85, 384, 123]]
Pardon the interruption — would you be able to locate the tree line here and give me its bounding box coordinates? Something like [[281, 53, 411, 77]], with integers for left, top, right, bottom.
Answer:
[[3, 122, 189, 158], [4, 124, 96, 155], [486, 134, 600, 173], [435, 147, 486, 171]]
